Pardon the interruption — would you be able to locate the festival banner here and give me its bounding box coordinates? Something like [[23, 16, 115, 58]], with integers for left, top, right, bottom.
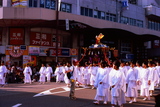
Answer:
[[9, 28, 24, 45], [30, 32, 52, 46], [12, 0, 28, 7]]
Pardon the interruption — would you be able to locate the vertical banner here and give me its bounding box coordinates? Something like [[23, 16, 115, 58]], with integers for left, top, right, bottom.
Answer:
[[9, 28, 24, 45], [12, 0, 28, 7]]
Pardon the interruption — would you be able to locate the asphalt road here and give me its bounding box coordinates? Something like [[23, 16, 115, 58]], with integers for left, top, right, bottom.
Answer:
[[0, 82, 158, 107]]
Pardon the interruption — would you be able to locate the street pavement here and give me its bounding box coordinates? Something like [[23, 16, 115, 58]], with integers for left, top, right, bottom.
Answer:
[[0, 82, 158, 107]]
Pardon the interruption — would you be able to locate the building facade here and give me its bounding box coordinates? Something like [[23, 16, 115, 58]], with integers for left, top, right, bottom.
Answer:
[[0, 0, 160, 67]]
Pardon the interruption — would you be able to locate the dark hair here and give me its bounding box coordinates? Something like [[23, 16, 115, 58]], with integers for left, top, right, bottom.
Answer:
[[113, 60, 120, 68]]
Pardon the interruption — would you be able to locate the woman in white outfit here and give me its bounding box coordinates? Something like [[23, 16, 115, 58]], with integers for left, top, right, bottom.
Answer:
[[45, 64, 53, 82], [23, 64, 32, 84], [39, 64, 46, 84]]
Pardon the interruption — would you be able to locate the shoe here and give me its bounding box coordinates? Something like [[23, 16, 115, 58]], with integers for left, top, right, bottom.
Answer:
[[129, 100, 133, 103], [133, 98, 137, 102], [93, 101, 99, 105], [143, 98, 147, 101], [103, 101, 107, 104], [69, 97, 76, 100]]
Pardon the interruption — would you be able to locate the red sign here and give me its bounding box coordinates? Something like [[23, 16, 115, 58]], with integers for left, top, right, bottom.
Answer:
[[9, 28, 24, 45], [50, 48, 61, 56], [30, 32, 52, 46]]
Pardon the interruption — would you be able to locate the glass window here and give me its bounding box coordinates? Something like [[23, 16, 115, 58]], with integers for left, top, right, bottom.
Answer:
[[136, 20, 143, 27], [50, 0, 56, 10], [81, 7, 84, 15], [60, 3, 71, 13], [101, 12, 105, 20], [106, 13, 109, 21], [129, 0, 137, 5], [98, 11, 101, 19], [89, 9, 93, 17], [40, 0, 45, 8], [66, 4, 71, 13], [33, 0, 38, 7], [29, 0, 33, 7], [94, 10, 98, 18], [0, 0, 3, 7], [121, 16, 128, 24], [45, 0, 50, 9], [85, 8, 88, 16]]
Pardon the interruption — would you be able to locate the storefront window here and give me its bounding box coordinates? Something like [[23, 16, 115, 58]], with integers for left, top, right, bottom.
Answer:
[[45, 0, 50, 8], [33, 0, 38, 7], [50, 0, 56, 10]]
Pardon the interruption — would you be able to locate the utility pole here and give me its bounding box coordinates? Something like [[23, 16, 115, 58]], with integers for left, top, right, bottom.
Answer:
[[55, 0, 60, 63]]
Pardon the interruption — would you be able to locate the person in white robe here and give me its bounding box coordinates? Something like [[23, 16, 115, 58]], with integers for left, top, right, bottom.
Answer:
[[64, 62, 71, 86], [109, 60, 126, 107], [54, 63, 65, 83], [0, 62, 7, 87], [93, 62, 111, 105], [45, 64, 53, 82], [39, 64, 46, 84], [135, 61, 143, 90], [148, 61, 159, 96], [119, 62, 128, 77], [90, 62, 98, 89], [126, 62, 138, 103], [156, 61, 160, 87], [78, 64, 85, 85], [138, 62, 150, 101], [82, 62, 91, 88], [23, 64, 32, 84]]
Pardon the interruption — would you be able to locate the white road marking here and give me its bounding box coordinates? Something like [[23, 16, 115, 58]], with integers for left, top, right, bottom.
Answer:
[[33, 86, 83, 97], [12, 103, 22, 107]]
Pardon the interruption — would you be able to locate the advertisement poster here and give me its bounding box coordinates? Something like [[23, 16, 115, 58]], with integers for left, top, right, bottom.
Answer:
[[9, 28, 24, 45], [23, 55, 30, 67], [12, 0, 28, 7], [6, 55, 10, 66], [29, 46, 40, 56], [30, 32, 52, 46], [50, 48, 70, 57]]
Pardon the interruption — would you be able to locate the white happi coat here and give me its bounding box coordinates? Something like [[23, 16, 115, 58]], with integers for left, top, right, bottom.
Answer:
[[23, 66, 32, 83], [76, 66, 83, 84], [135, 66, 142, 90], [45, 67, 53, 81], [82, 66, 91, 85], [63, 66, 70, 84], [94, 67, 110, 100], [156, 66, 160, 77], [126, 67, 138, 97], [138, 68, 150, 89], [119, 66, 128, 77], [55, 66, 65, 82], [90, 66, 98, 86], [0, 65, 7, 85], [39, 66, 46, 82], [148, 67, 159, 90]]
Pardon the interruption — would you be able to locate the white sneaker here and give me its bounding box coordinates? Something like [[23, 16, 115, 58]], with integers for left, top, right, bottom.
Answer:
[[93, 101, 99, 105], [129, 100, 133, 103], [133, 98, 137, 102], [103, 101, 107, 104], [143, 98, 147, 101]]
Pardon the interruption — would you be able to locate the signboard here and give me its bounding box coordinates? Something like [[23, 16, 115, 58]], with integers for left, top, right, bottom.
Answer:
[[39, 47, 49, 56], [30, 32, 52, 46], [50, 48, 70, 57], [153, 40, 160, 48], [70, 49, 78, 56], [12, 0, 28, 7], [9, 28, 24, 45], [29, 46, 40, 56], [23, 55, 30, 67]]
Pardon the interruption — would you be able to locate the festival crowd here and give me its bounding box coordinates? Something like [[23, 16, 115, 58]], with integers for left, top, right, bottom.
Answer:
[[0, 60, 160, 107]]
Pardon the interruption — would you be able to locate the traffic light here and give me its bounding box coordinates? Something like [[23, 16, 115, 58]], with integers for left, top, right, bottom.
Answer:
[[46, 50, 50, 56]]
